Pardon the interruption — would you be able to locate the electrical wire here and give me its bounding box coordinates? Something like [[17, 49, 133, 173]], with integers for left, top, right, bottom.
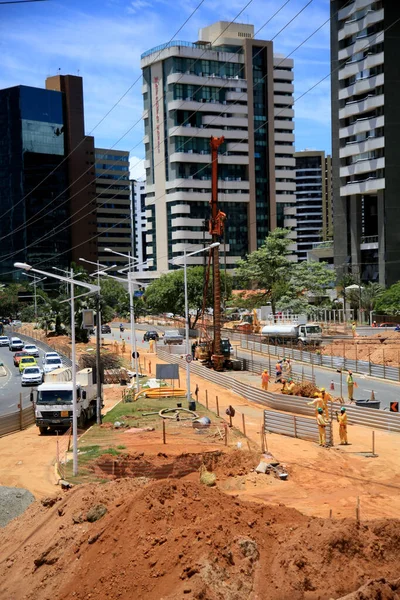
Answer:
[[0, 0, 257, 242]]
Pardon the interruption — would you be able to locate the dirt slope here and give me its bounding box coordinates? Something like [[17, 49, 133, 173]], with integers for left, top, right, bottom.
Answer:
[[0, 478, 399, 600]]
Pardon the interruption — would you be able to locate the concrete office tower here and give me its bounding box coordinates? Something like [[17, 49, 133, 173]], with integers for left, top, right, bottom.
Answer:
[[331, 1, 400, 285], [130, 179, 147, 266], [94, 148, 131, 271], [0, 75, 97, 280], [294, 151, 332, 261], [141, 21, 296, 274]]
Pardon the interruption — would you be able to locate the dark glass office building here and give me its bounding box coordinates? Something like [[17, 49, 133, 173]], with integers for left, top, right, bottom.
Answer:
[[0, 76, 97, 281]]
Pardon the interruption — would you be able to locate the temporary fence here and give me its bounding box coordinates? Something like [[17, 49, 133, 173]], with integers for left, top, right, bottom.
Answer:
[[156, 348, 400, 434], [0, 404, 35, 437], [264, 409, 333, 446], [236, 332, 400, 383]]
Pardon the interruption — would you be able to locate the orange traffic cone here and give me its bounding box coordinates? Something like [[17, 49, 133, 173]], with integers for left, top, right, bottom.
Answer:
[[330, 380, 335, 391]]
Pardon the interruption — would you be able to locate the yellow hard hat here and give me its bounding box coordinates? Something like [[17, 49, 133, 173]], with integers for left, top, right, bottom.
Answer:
[[320, 387, 325, 392], [314, 392, 319, 397]]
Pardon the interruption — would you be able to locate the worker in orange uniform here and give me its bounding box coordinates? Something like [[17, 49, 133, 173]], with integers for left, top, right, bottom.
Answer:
[[317, 407, 329, 447], [261, 369, 270, 391], [336, 406, 349, 445]]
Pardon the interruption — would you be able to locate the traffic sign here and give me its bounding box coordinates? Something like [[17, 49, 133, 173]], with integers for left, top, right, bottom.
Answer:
[[132, 351, 140, 359], [390, 401, 399, 413], [185, 354, 193, 363]]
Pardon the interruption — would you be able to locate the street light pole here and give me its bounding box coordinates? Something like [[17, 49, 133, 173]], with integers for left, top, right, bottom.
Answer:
[[170, 242, 220, 406], [14, 262, 99, 477]]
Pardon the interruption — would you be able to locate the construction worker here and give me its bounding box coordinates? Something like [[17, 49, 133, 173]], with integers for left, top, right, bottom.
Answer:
[[336, 406, 349, 445], [347, 370, 355, 402], [307, 392, 324, 416], [319, 387, 332, 419], [351, 321, 357, 338], [285, 378, 295, 395], [283, 357, 292, 378], [261, 369, 270, 391], [317, 407, 329, 447], [275, 360, 283, 383]]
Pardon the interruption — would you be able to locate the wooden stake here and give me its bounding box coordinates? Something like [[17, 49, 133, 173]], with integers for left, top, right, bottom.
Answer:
[[205, 389, 209, 410], [356, 496, 360, 523], [261, 422, 265, 453], [216, 396, 220, 416], [242, 413, 246, 437], [162, 419, 166, 444], [372, 430, 375, 455], [224, 424, 228, 447], [19, 393, 23, 431], [329, 509, 332, 519]]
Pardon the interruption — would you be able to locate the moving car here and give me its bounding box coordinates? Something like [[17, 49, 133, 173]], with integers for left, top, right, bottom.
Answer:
[[23, 343, 39, 357], [10, 320, 22, 328], [101, 324, 111, 334], [379, 322, 398, 328], [42, 352, 60, 364], [14, 351, 31, 367], [163, 330, 184, 345], [21, 366, 43, 386], [1, 318, 10, 325], [143, 330, 159, 342], [43, 357, 63, 374], [0, 336, 9, 347], [9, 337, 24, 351], [19, 356, 37, 373]]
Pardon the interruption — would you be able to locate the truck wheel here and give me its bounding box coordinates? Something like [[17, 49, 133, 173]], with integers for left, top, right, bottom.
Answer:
[[39, 427, 47, 435]]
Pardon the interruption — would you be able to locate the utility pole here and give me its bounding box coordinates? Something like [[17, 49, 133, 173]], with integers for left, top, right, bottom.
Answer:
[[95, 272, 102, 425], [210, 136, 225, 371]]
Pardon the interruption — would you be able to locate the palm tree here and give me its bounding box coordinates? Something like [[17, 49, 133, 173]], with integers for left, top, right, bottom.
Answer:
[[361, 282, 384, 314]]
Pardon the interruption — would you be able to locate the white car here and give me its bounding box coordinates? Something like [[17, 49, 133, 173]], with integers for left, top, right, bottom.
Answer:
[[23, 344, 39, 358], [43, 352, 60, 364], [43, 357, 63, 374], [0, 336, 9, 347], [21, 366, 43, 386], [10, 320, 22, 328], [9, 337, 24, 351]]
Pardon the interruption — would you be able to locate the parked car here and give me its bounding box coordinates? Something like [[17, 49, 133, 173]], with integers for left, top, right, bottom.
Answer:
[[14, 351, 31, 367], [9, 337, 24, 352], [1, 318, 10, 325], [21, 366, 43, 386], [43, 357, 63, 374], [101, 324, 111, 334], [19, 356, 37, 373], [379, 322, 398, 328], [163, 330, 184, 345], [10, 320, 22, 328], [42, 352, 60, 364], [0, 336, 9, 347], [23, 343, 39, 357], [143, 330, 159, 342]]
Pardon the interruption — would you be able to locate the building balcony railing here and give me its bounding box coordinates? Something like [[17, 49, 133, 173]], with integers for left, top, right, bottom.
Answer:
[[361, 235, 378, 244], [312, 240, 334, 249]]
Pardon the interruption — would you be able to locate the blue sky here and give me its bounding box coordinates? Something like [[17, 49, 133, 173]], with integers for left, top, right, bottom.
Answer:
[[0, 0, 331, 178]]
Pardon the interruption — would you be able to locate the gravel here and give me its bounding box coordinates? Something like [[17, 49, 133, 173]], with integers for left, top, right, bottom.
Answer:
[[0, 486, 35, 527]]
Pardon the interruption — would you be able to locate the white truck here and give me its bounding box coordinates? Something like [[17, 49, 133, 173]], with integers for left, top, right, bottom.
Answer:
[[261, 323, 322, 346], [34, 368, 97, 434]]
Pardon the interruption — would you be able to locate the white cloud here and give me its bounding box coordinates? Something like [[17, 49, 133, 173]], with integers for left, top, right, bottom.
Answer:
[[130, 156, 146, 180]]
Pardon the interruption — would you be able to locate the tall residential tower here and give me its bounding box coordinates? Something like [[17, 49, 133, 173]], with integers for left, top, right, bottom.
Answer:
[[331, 1, 400, 285], [141, 21, 296, 275]]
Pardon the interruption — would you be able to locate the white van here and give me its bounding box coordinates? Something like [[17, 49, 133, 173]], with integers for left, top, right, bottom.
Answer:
[[9, 337, 24, 351]]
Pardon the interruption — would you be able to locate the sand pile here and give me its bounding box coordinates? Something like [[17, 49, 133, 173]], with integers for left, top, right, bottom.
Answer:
[[1, 478, 399, 600], [322, 332, 400, 367]]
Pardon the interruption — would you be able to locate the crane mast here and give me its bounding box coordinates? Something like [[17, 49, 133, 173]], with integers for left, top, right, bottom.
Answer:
[[209, 136, 225, 371]]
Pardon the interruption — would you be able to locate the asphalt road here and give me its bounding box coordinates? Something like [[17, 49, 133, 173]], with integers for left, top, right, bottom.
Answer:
[[0, 344, 40, 417]]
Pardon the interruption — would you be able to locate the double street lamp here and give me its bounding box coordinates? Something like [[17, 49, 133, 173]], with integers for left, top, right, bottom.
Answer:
[[170, 242, 220, 405], [14, 262, 100, 476]]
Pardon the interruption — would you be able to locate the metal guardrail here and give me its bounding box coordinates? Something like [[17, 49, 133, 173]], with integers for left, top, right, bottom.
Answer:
[[156, 349, 400, 434], [236, 333, 400, 383], [264, 409, 333, 446], [0, 405, 35, 438]]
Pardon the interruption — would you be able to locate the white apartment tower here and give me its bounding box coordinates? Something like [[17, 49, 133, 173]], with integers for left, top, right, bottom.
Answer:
[[140, 21, 296, 274], [331, 1, 400, 285]]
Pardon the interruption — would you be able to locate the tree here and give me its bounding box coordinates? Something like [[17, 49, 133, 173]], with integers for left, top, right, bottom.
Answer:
[[144, 266, 232, 328], [375, 282, 400, 316], [289, 261, 335, 297], [100, 278, 128, 312], [235, 228, 293, 313]]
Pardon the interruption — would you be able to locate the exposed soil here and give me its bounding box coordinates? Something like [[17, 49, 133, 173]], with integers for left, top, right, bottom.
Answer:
[[322, 331, 400, 366], [0, 478, 399, 600]]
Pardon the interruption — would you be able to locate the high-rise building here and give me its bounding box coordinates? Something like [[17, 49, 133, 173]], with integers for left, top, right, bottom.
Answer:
[[331, 1, 400, 285], [0, 75, 97, 280], [94, 148, 131, 271], [130, 179, 147, 266], [140, 21, 296, 275], [294, 150, 332, 261]]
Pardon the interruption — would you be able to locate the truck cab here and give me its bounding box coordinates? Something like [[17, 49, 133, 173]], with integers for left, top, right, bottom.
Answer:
[[297, 324, 322, 346]]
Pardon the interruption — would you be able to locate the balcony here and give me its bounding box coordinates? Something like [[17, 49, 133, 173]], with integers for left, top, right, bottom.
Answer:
[[339, 93, 384, 120], [339, 73, 384, 101], [360, 234, 379, 250], [167, 72, 247, 89], [169, 151, 248, 165], [274, 107, 294, 119], [168, 99, 248, 115], [167, 190, 250, 203], [340, 136, 384, 158], [169, 125, 248, 139], [273, 82, 294, 94], [338, 52, 384, 81], [339, 8, 384, 41], [340, 156, 384, 177], [338, 0, 378, 24], [202, 115, 248, 128], [340, 176, 385, 196], [339, 115, 384, 139], [225, 91, 248, 102]]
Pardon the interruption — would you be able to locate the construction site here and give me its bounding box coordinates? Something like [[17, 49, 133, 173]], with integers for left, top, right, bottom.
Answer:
[[1, 137, 400, 600]]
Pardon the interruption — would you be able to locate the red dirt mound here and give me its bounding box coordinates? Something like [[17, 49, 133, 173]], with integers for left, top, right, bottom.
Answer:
[[0, 479, 399, 600]]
